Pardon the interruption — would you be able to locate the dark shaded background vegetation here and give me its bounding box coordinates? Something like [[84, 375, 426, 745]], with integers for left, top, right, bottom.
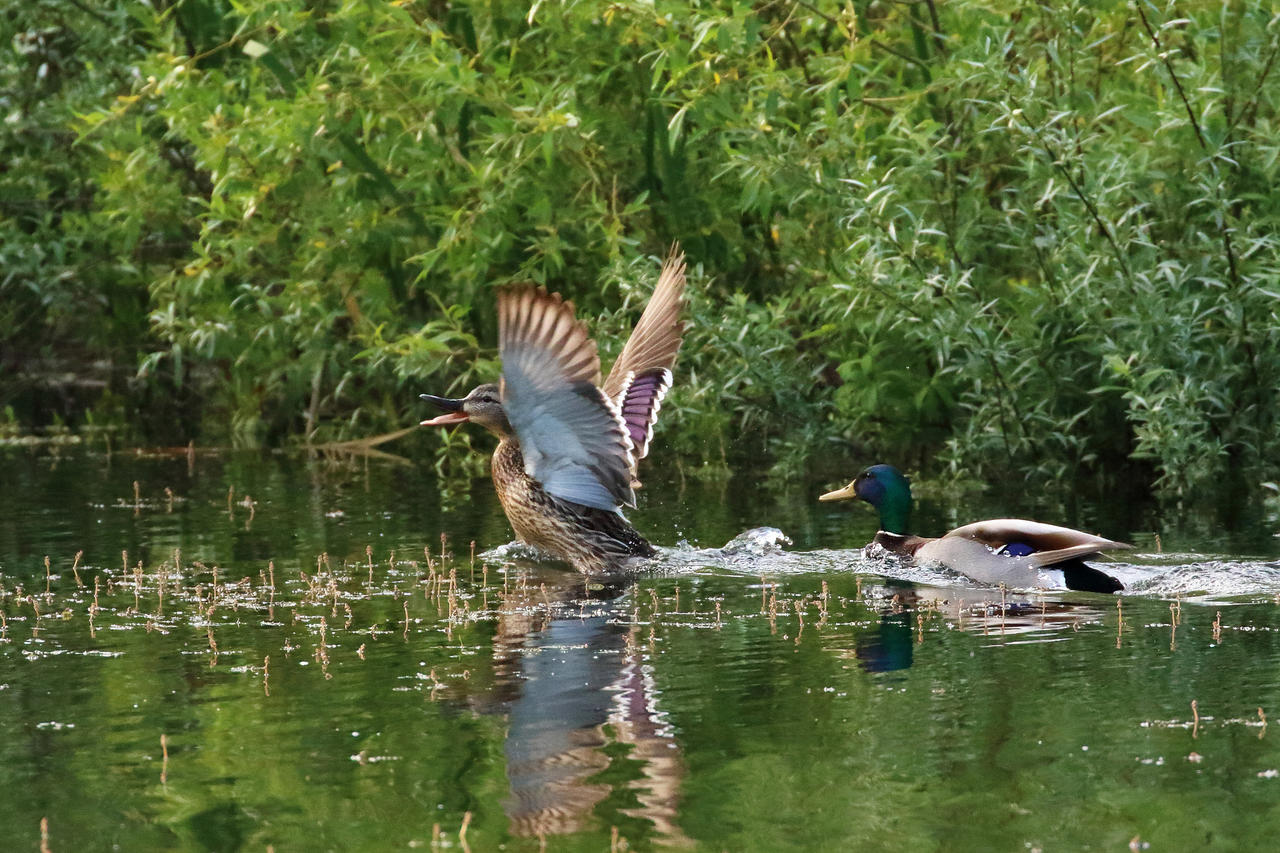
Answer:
[[3, 0, 1278, 492]]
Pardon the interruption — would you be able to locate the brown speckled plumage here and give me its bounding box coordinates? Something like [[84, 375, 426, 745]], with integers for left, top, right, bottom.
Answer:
[[491, 440, 655, 574]]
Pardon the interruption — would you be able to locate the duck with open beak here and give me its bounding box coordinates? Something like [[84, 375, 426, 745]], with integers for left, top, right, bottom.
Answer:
[[418, 394, 469, 426], [420, 249, 688, 575]]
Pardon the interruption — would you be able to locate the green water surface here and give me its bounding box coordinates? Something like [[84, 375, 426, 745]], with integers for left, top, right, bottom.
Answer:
[[2, 449, 1279, 852]]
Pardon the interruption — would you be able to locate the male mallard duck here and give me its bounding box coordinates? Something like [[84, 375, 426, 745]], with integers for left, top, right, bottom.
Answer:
[[820, 464, 1127, 593], [420, 250, 687, 575]]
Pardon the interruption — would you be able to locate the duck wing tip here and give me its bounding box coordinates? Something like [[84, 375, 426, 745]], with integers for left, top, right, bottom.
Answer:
[[602, 250, 689, 401]]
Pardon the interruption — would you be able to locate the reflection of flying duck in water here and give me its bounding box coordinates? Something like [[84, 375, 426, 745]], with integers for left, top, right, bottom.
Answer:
[[485, 567, 691, 844], [420, 251, 687, 575], [820, 465, 1128, 593]]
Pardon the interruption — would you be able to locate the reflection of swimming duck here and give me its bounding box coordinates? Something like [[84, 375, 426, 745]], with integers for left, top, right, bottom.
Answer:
[[421, 251, 687, 574], [820, 464, 1127, 593]]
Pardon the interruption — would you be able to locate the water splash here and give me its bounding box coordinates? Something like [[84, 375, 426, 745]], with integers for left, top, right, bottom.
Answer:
[[1117, 556, 1280, 601]]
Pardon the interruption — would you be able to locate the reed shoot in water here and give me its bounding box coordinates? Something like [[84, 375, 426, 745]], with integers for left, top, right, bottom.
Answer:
[[459, 811, 472, 849], [1116, 598, 1124, 649]]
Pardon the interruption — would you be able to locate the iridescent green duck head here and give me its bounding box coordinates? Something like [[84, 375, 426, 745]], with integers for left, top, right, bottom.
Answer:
[[420, 383, 512, 437], [819, 464, 913, 535]]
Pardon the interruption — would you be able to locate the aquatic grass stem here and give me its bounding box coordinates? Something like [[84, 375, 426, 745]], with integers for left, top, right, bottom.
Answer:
[[458, 811, 472, 852], [1116, 598, 1124, 649]]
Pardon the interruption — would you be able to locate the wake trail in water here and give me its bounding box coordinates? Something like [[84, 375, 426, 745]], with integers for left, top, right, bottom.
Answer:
[[645, 528, 1280, 603]]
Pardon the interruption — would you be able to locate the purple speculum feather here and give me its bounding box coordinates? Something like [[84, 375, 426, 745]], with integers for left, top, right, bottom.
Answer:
[[618, 369, 671, 456]]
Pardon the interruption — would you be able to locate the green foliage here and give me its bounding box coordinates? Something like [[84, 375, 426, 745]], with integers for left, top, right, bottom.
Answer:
[[0, 2, 191, 435], [4, 0, 1279, 490]]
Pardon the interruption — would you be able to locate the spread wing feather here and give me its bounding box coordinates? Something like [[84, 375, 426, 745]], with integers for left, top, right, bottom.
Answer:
[[602, 248, 687, 476], [498, 285, 635, 512], [602, 248, 688, 402]]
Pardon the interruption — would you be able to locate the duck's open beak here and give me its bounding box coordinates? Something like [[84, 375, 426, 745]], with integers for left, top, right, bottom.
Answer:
[[419, 394, 470, 426], [819, 483, 857, 502]]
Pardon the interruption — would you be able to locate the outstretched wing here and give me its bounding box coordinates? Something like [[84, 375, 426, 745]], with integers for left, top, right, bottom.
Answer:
[[602, 247, 688, 464], [498, 285, 636, 512]]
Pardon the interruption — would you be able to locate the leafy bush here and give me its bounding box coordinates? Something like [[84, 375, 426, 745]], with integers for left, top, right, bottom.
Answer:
[[4, 0, 1278, 491]]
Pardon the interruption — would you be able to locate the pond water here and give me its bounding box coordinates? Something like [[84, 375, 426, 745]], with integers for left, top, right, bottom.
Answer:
[[2, 447, 1279, 851]]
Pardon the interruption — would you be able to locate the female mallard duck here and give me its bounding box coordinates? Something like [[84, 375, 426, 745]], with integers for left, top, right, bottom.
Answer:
[[820, 464, 1127, 593], [420, 250, 687, 575]]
